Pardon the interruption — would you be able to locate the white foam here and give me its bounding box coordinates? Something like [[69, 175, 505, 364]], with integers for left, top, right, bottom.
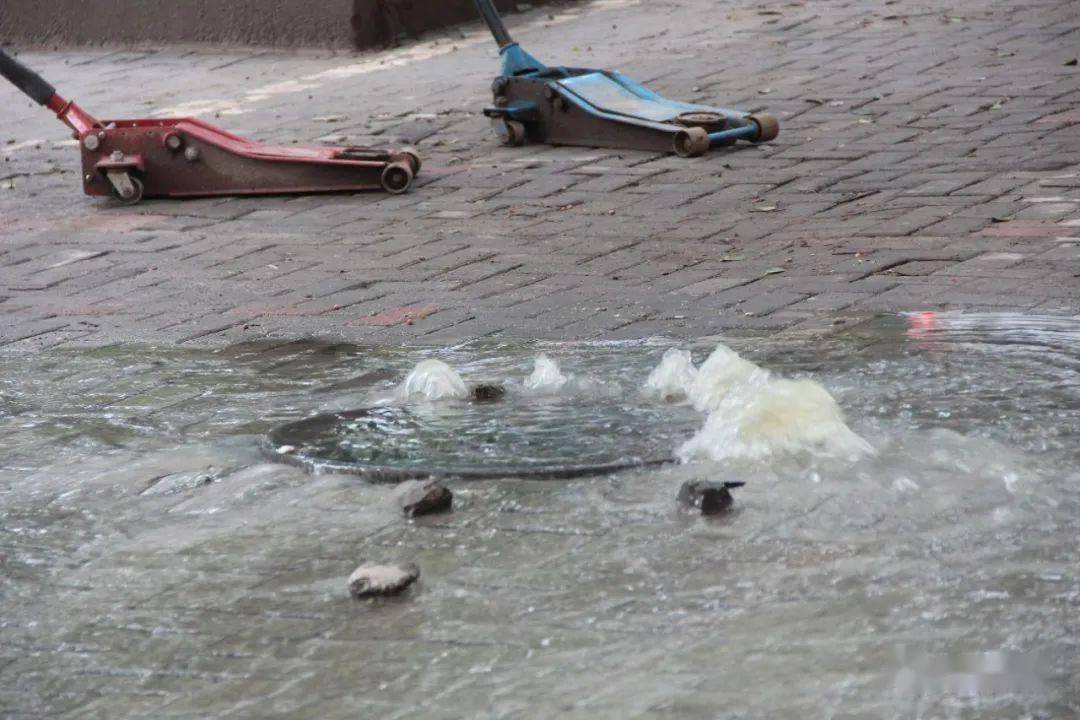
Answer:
[[644, 348, 698, 402], [687, 344, 770, 413], [674, 344, 873, 464], [524, 354, 568, 393], [395, 359, 467, 401]]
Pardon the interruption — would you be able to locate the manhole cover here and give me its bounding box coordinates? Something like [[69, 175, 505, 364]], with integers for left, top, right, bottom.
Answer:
[[266, 395, 702, 481]]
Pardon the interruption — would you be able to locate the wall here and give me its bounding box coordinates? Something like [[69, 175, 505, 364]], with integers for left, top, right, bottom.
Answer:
[[0, 0, 552, 49]]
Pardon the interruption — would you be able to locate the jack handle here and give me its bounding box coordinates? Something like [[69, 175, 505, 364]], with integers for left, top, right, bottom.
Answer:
[[0, 47, 100, 135], [0, 47, 56, 106], [472, 0, 514, 49]]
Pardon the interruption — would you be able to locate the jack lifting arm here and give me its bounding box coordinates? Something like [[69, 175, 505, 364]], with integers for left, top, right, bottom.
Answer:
[[472, 0, 514, 49]]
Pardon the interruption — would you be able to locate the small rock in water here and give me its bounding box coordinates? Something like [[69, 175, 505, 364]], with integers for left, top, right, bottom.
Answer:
[[141, 466, 230, 496], [392, 479, 453, 517], [677, 480, 745, 515], [470, 383, 506, 402], [348, 562, 420, 599]]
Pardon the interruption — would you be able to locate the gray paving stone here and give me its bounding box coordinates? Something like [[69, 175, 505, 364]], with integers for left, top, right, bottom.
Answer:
[[0, 0, 1076, 355]]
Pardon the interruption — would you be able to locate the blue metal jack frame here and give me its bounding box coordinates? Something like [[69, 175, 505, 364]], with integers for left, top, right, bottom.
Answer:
[[472, 0, 779, 157]]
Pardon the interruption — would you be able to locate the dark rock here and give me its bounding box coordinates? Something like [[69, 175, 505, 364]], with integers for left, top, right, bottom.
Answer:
[[392, 479, 453, 517], [677, 480, 744, 515], [470, 383, 506, 402], [348, 562, 419, 599]]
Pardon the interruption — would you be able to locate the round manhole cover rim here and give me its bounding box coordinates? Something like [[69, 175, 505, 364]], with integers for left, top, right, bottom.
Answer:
[[264, 405, 685, 481]]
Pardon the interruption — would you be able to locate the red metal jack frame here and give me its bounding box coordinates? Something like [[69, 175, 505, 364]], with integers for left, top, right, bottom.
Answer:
[[0, 49, 420, 203]]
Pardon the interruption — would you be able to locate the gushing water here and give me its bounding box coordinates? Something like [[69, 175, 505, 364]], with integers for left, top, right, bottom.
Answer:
[[524, 353, 569, 393], [686, 343, 769, 413], [394, 358, 467, 401], [644, 343, 873, 463], [679, 376, 874, 463], [643, 348, 697, 402], [377, 344, 875, 467]]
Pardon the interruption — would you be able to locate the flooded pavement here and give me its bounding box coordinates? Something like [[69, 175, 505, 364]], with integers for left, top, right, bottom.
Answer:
[[1, 314, 1078, 719]]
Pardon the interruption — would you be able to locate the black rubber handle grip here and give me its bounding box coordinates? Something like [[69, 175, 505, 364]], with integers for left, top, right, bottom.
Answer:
[[472, 0, 514, 48], [0, 48, 56, 105]]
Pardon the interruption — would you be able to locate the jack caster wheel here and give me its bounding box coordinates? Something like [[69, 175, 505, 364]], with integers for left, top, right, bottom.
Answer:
[[749, 113, 780, 143], [108, 174, 144, 205], [501, 119, 527, 147], [673, 127, 710, 158], [401, 147, 422, 175], [380, 162, 414, 194]]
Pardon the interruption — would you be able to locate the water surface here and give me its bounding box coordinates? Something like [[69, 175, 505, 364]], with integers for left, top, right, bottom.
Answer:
[[1, 314, 1077, 718]]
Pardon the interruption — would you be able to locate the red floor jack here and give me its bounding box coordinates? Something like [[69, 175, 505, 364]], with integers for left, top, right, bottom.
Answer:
[[0, 49, 420, 203]]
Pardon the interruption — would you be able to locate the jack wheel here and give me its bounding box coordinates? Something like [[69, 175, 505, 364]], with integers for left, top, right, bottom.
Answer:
[[673, 127, 710, 158], [109, 175, 144, 205], [381, 162, 414, 194], [749, 113, 780, 143], [401, 147, 422, 175], [502, 120, 527, 147]]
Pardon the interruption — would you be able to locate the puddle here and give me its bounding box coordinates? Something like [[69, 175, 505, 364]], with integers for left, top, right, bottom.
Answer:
[[1, 314, 1078, 718]]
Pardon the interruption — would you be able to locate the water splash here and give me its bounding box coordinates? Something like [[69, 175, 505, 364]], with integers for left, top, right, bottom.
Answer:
[[394, 359, 467, 402], [679, 377, 874, 463], [687, 344, 770, 414], [524, 354, 568, 393], [643, 348, 697, 402], [651, 344, 873, 464]]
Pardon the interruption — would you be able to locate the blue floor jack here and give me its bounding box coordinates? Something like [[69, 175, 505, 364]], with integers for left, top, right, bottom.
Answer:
[[471, 0, 779, 157]]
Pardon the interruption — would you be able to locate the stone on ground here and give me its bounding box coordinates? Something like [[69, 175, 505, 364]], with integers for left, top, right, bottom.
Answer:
[[348, 562, 420, 599], [392, 479, 453, 517], [469, 383, 507, 402], [677, 480, 744, 515]]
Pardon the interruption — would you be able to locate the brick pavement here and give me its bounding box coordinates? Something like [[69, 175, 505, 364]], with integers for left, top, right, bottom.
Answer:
[[1, 0, 1078, 352], [3, 4, 1080, 715]]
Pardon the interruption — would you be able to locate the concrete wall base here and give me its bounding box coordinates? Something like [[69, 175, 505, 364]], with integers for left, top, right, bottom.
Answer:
[[0, 0, 556, 49]]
